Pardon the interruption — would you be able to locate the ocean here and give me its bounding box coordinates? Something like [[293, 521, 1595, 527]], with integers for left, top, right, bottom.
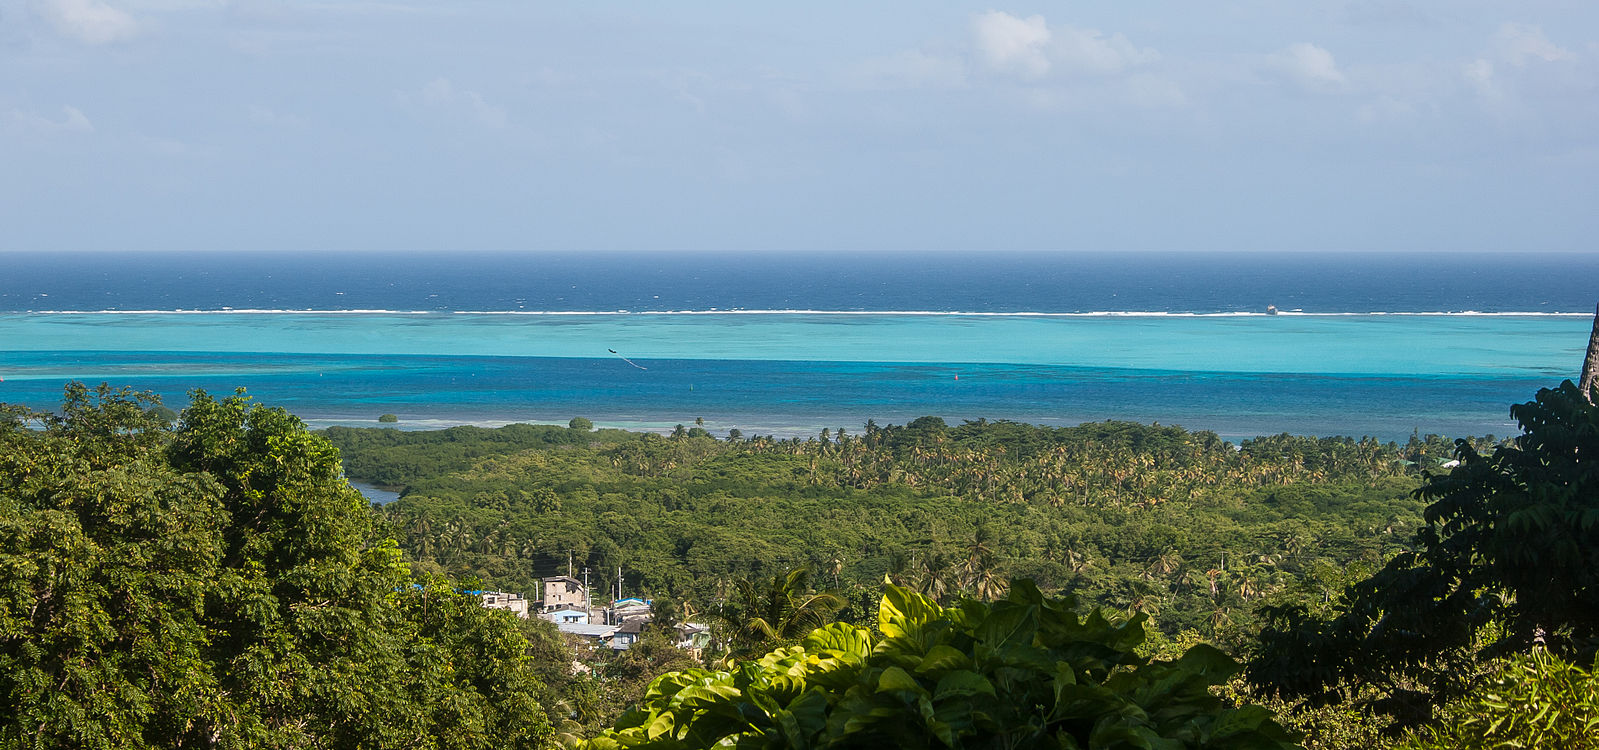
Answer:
[[2, 251, 1595, 442]]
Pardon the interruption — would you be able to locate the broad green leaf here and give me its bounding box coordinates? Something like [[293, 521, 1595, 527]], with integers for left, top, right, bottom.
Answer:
[[933, 670, 996, 701], [915, 645, 972, 675], [804, 622, 873, 661], [878, 584, 942, 640], [875, 665, 926, 696]]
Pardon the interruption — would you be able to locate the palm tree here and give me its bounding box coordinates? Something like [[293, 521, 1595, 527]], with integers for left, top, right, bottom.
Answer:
[[716, 567, 845, 656]]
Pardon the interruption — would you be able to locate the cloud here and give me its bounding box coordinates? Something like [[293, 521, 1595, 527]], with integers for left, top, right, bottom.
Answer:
[[36, 0, 139, 44], [1049, 23, 1159, 74], [1493, 23, 1573, 66], [971, 11, 1157, 79], [403, 77, 508, 129], [973, 11, 1051, 78], [1269, 42, 1346, 88], [9, 105, 95, 133]]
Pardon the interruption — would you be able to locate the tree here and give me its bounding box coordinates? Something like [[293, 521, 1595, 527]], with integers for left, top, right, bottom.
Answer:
[[716, 567, 844, 656], [569, 417, 594, 431], [0, 384, 555, 749], [1250, 380, 1599, 725]]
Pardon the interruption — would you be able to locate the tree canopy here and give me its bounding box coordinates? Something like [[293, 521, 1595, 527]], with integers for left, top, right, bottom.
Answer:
[[0, 383, 554, 750], [1250, 380, 1599, 726]]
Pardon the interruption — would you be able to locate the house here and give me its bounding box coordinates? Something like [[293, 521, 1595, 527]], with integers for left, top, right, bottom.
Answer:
[[539, 606, 591, 625], [478, 591, 530, 619], [556, 622, 617, 645], [541, 576, 587, 612], [608, 601, 653, 625], [610, 619, 647, 650], [675, 622, 712, 653]]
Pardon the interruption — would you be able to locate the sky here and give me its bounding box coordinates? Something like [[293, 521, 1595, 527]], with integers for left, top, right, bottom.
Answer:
[[2, 1, 1597, 254]]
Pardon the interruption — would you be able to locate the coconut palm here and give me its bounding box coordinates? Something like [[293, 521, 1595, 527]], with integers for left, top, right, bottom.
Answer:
[[716, 567, 845, 656]]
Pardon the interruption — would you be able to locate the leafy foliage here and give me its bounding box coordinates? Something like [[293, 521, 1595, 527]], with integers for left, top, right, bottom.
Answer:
[[585, 581, 1298, 749], [328, 418, 1435, 642], [1400, 649, 1599, 750], [1250, 380, 1599, 726], [712, 568, 845, 658], [0, 384, 554, 750]]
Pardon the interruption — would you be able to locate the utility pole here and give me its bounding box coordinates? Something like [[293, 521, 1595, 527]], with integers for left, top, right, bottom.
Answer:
[[617, 566, 623, 603], [582, 567, 591, 616], [567, 550, 574, 578]]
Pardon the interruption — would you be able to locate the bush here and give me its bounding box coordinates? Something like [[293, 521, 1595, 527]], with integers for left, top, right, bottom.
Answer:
[[1402, 649, 1599, 749], [585, 581, 1297, 749], [569, 417, 594, 431], [378, 413, 399, 423]]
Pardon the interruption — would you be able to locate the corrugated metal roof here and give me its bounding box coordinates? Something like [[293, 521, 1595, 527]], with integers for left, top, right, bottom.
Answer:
[[557, 623, 617, 638]]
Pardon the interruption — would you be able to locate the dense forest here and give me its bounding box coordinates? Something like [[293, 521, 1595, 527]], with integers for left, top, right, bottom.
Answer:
[[4, 381, 1597, 748], [328, 418, 1463, 643]]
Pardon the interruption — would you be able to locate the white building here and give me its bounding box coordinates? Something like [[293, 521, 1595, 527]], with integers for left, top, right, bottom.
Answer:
[[478, 591, 530, 619], [539, 606, 591, 625]]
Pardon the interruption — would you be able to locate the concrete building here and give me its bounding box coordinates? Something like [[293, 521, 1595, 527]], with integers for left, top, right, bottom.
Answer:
[[541, 576, 587, 612]]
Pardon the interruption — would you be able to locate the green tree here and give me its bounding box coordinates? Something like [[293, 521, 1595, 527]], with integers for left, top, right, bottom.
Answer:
[[1251, 380, 1599, 725], [716, 568, 845, 657], [0, 384, 555, 749], [569, 417, 594, 431]]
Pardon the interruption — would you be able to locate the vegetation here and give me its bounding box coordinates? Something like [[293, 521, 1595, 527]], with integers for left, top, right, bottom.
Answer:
[[327, 417, 1453, 644], [585, 581, 1297, 749], [1250, 381, 1599, 729], [1399, 649, 1599, 750], [0, 384, 553, 749], [380, 413, 400, 423], [8, 375, 1595, 749]]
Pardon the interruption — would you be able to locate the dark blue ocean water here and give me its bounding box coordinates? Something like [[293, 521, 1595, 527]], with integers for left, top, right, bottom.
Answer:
[[4, 251, 1596, 314], [2, 251, 1595, 441]]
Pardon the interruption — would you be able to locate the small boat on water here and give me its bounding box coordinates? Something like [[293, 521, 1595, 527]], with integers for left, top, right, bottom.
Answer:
[[1266, 305, 1279, 315]]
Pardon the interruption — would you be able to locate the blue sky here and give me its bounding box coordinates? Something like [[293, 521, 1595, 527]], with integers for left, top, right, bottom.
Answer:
[[3, 1, 1596, 253]]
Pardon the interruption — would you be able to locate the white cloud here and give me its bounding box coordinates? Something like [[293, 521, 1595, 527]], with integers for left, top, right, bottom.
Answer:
[[1050, 24, 1159, 74], [1269, 42, 1346, 88], [1493, 23, 1573, 66], [9, 105, 95, 133], [36, 0, 139, 45], [973, 11, 1051, 78], [404, 77, 508, 129], [971, 11, 1158, 80]]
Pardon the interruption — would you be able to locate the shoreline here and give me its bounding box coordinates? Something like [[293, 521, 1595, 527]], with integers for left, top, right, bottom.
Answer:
[[300, 410, 1522, 446]]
